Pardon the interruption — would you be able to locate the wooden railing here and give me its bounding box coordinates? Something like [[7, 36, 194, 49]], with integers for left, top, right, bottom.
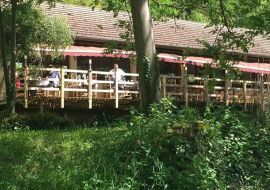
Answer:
[[161, 74, 269, 110], [16, 67, 139, 109], [1, 69, 269, 110]]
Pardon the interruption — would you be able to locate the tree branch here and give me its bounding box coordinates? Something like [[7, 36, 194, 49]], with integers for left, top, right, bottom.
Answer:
[[219, 0, 231, 33], [151, 0, 181, 10]]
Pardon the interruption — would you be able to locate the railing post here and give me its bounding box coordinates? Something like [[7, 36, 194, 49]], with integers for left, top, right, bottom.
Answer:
[[162, 75, 166, 98], [204, 78, 209, 106], [224, 70, 229, 106], [60, 68, 65, 108], [39, 100, 44, 113], [243, 80, 247, 111], [184, 65, 188, 106], [24, 73, 28, 108], [114, 64, 119, 108], [261, 73, 264, 111], [180, 64, 185, 101], [88, 69, 93, 109]]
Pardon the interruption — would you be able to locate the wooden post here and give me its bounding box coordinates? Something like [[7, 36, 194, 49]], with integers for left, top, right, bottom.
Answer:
[[224, 70, 229, 106], [184, 65, 188, 106], [162, 75, 166, 98], [204, 78, 209, 106], [88, 69, 93, 109], [180, 64, 185, 101], [24, 72, 28, 108], [60, 68, 65, 108], [243, 80, 247, 111], [39, 100, 44, 113], [114, 64, 119, 108], [261, 73, 264, 111]]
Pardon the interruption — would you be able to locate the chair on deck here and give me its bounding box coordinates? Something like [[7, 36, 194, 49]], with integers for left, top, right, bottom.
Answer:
[[65, 74, 80, 97], [104, 76, 113, 98], [84, 74, 98, 98]]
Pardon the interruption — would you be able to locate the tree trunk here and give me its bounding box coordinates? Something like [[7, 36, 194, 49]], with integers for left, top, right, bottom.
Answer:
[[130, 0, 160, 111], [9, 0, 17, 115], [0, 6, 13, 114]]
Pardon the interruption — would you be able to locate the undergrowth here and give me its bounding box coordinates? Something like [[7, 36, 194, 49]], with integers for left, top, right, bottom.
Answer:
[[0, 111, 75, 130], [0, 99, 270, 189]]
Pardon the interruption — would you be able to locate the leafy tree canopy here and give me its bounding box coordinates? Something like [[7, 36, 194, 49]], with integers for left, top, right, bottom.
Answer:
[[0, 0, 74, 63], [0, 0, 74, 115], [56, 0, 208, 22]]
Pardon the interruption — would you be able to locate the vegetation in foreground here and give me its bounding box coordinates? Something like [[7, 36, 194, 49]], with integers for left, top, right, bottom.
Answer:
[[0, 100, 270, 189]]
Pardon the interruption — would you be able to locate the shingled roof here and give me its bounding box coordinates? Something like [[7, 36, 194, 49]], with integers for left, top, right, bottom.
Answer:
[[43, 3, 270, 59]]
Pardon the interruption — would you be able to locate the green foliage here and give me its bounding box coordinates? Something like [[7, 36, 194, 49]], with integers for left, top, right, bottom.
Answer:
[[142, 55, 152, 110], [0, 112, 29, 131], [1, 0, 74, 116], [56, 0, 101, 7], [196, 104, 270, 189], [150, 0, 208, 23], [191, 0, 270, 80], [1, 1, 74, 63], [102, 18, 136, 60], [0, 100, 270, 189], [0, 111, 75, 130]]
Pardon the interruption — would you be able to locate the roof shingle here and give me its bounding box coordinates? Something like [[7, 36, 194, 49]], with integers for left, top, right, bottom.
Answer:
[[42, 3, 270, 57]]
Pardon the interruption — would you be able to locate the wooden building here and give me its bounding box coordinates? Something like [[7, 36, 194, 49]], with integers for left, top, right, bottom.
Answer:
[[1, 3, 270, 110]]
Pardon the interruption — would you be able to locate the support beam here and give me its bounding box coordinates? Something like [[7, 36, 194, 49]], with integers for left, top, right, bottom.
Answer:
[[68, 56, 77, 79], [88, 69, 93, 109], [39, 100, 44, 113], [224, 70, 229, 106], [60, 68, 65, 108], [261, 73, 264, 111], [204, 78, 208, 106], [243, 80, 247, 111], [184, 65, 188, 106], [24, 67, 28, 108], [114, 64, 119, 108], [162, 75, 166, 98], [130, 59, 137, 81], [180, 64, 185, 101]]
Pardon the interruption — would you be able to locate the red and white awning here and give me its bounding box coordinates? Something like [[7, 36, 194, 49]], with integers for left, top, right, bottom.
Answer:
[[158, 53, 270, 74], [42, 46, 270, 74]]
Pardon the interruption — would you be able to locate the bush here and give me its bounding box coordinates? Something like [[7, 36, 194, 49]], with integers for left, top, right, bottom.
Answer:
[[1, 100, 270, 189], [82, 99, 205, 189], [0, 113, 29, 130], [195, 104, 270, 189], [0, 112, 75, 130], [83, 100, 270, 189], [25, 112, 75, 130]]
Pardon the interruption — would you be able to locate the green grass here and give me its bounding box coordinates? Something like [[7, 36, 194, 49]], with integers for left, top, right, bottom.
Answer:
[[0, 127, 128, 189]]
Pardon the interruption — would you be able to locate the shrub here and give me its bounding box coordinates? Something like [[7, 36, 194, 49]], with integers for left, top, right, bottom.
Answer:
[[87, 101, 270, 189], [0, 113, 29, 130], [195, 104, 270, 189], [0, 111, 75, 130], [25, 112, 75, 130], [1, 100, 270, 189]]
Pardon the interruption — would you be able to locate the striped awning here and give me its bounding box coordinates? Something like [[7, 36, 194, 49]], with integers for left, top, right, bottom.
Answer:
[[43, 45, 270, 74]]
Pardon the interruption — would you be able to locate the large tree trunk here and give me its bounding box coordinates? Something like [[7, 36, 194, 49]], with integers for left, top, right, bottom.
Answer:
[[130, 0, 160, 111], [0, 6, 13, 114]]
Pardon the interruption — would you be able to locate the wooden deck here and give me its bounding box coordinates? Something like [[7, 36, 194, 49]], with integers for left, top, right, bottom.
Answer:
[[161, 74, 270, 111], [11, 67, 140, 110], [1, 67, 270, 111]]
